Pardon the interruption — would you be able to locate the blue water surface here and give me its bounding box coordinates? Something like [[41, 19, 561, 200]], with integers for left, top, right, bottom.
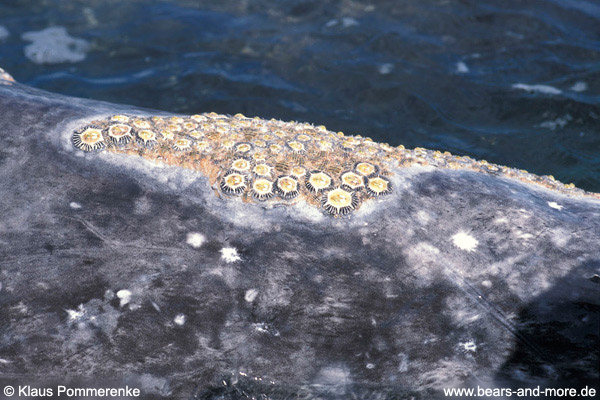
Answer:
[[0, 0, 599, 191]]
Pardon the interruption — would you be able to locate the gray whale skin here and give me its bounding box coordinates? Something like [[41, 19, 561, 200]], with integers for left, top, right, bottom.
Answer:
[[0, 72, 598, 400]]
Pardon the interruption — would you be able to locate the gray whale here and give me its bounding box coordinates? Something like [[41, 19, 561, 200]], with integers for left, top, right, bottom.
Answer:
[[0, 71, 598, 399]]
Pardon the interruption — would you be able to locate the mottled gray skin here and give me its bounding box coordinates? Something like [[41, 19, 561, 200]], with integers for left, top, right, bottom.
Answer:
[[0, 81, 598, 400]]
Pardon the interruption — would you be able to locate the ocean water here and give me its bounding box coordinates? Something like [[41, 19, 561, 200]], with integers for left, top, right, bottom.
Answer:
[[0, 0, 599, 192]]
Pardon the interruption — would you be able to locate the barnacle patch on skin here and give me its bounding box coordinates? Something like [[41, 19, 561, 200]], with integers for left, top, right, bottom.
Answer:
[[72, 125, 105, 152], [107, 124, 132, 145], [322, 188, 358, 215], [306, 171, 333, 193], [72, 113, 600, 217], [251, 178, 275, 201], [220, 172, 247, 196], [366, 175, 392, 197]]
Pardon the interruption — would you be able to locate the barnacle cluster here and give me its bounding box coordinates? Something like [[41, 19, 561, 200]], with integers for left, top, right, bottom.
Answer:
[[72, 112, 599, 216]]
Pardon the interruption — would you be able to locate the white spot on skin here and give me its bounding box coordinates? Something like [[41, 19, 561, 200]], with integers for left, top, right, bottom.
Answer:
[[459, 341, 477, 352], [186, 232, 206, 248], [416, 210, 431, 225], [69, 202, 82, 209], [220, 247, 241, 263], [512, 83, 562, 95], [174, 314, 186, 326], [244, 289, 259, 303], [366, 363, 375, 369], [548, 201, 563, 210], [116, 289, 132, 307], [455, 61, 469, 73], [452, 231, 479, 252], [481, 280, 492, 288]]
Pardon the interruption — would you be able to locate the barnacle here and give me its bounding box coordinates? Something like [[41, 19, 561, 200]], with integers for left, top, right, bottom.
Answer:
[[251, 178, 275, 201], [355, 162, 378, 177], [306, 171, 333, 193], [72, 125, 106, 152], [161, 130, 175, 140], [133, 119, 151, 130], [136, 129, 158, 147], [173, 138, 192, 151], [106, 124, 132, 145], [111, 115, 129, 123], [220, 172, 247, 196], [275, 176, 299, 200], [231, 158, 252, 172], [188, 130, 203, 139], [253, 163, 273, 177], [290, 166, 307, 178], [196, 141, 210, 152], [340, 171, 365, 191], [183, 122, 198, 131], [366, 175, 392, 197], [322, 188, 358, 215], [235, 142, 253, 154], [287, 141, 306, 153]]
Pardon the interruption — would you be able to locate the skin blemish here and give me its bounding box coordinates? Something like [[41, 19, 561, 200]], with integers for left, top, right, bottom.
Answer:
[[186, 232, 206, 248], [548, 201, 563, 210]]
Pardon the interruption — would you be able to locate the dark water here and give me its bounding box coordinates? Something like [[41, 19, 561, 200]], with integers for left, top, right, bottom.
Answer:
[[1, 0, 599, 192]]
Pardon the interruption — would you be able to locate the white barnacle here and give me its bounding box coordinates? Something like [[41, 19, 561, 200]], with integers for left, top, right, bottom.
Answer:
[[452, 231, 478, 252], [220, 247, 241, 263], [174, 314, 186, 326]]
